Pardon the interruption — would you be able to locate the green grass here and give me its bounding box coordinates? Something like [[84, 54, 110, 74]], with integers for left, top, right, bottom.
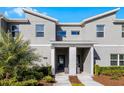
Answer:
[[72, 83, 85, 86]]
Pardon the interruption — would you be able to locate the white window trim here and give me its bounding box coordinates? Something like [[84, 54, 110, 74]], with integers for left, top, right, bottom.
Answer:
[[117, 54, 120, 66], [111, 54, 124, 66], [96, 24, 105, 32], [35, 24, 44, 32]]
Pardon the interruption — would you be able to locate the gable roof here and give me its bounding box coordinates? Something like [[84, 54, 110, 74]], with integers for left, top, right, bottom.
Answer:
[[0, 8, 120, 25], [57, 8, 120, 26], [81, 8, 120, 24], [22, 8, 58, 23]]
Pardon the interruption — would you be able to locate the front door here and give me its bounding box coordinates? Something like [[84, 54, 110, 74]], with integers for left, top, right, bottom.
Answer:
[[58, 55, 65, 72]]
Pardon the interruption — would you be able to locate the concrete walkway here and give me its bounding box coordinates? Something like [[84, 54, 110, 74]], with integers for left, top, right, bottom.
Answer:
[[54, 73, 71, 86], [77, 73, 103, 86]]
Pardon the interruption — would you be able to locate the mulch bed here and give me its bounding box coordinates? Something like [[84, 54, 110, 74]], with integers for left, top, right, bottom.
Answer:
[[93, 75, 124, 86], [69, 76, 84, 86]]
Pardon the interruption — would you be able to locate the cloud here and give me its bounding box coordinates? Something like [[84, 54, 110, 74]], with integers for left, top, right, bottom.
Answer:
[[4, 7, 24, 18], [13, 8, 24, 17], [4, 11, 9, 17], [3, 7, 39, 18]]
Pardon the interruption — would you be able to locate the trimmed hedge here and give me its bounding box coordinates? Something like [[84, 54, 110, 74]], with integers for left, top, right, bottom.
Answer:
[[94, 65, 124, 76], [0, 79, 38, 86]]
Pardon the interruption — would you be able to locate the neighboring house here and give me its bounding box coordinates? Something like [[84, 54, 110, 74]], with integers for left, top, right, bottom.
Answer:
[[0, 8, 124, 76]]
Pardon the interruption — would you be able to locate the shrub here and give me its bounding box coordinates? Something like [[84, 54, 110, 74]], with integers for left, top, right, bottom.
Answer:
[[16, 65, 52, 81], [16, 66, 44, 81], [94, 65, 124, 77], [94, 65, 100, 75], [0, 79, 38, 86], [20, 79, 38, 86], [32, 66, 52, 76], [100, 66, 124, 76], [43, 75, 55, 83], [0, 78, 16, 86], [111, 75, 120, 80]]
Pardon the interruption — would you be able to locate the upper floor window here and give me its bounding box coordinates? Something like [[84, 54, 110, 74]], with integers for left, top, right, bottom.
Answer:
[[96, 25, 104, 37], [122, 25, 124, 37], [36, 24, 44, 37], [71, 31, 80, 35], [57, 31, 66, 37], [11, 25, 19, 37]]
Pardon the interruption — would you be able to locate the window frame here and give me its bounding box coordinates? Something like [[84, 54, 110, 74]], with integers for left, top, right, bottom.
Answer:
[[71, 30, 80, 35], [110, 54, 124, 66], [96, 25, 105, 37], [122, 25, 124, 38], [57, 31, 66, 37], [110, 54, 118, 66], [35, 24, 44, 37], [119, 54, 124, 66]]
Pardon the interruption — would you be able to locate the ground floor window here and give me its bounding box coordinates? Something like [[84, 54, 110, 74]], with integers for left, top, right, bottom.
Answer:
[[110, 54, 124, 66]]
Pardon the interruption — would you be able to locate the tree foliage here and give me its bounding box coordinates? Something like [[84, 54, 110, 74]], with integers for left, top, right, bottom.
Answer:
[[0, 31, 40, 79]]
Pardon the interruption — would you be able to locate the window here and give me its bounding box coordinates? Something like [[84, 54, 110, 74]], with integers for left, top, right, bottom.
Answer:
[[110, 54, 118, 66], [119, 54, 124, 65], [57, 31, 66, 37], [110, 54, 124, 66], [71, 31, 80, 35], [11, 25, 19, 37], [36, 24, 44, 37], [96, 25, 104, 37], [122, 25, 124, 37]]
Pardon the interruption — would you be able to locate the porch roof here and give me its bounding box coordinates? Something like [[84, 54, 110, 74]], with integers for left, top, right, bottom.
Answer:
[[50, 40, 97, 47]]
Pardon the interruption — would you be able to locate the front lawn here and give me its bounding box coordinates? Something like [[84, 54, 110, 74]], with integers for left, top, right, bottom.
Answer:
[[69, 76, 84, 86]]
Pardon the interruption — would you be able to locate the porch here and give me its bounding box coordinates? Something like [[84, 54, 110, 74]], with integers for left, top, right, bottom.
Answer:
[[50, 41, 96, 76]]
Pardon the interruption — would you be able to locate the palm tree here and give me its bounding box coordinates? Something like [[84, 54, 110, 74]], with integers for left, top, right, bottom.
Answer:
[[0, 31, 40, 79]]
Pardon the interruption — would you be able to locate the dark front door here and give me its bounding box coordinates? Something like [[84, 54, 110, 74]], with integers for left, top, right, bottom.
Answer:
[[58, 55, 65, 72]]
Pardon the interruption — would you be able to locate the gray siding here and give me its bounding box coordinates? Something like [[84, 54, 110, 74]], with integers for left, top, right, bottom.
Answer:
[[31, 46, 51, 66], [57, 14, 124, 45], [94, 46, 124, 66], [19, 13, 56, 44]]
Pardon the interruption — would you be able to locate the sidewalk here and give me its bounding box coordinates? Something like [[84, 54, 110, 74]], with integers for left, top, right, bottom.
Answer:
[[77, 73, 103, 86], [54, 73, 71, 86]]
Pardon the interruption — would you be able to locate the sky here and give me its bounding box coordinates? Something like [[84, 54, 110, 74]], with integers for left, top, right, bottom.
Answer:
[[0, 7, 124, 22]]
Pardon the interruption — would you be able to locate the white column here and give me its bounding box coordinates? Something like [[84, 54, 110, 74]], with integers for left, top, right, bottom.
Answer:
[[117, 54, 120, 66], [69, 47, 76, 75], [51, 47, 55, 75], [90, 46, 94, 76]]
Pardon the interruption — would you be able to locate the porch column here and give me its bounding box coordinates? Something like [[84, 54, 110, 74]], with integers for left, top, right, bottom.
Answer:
[[69, 47, 76, 75], [90, 46, 94, 76], [51, 47, 55, 75]]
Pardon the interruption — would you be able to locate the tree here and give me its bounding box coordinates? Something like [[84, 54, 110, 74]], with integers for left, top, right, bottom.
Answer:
[[0, 31, 40, 79]]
